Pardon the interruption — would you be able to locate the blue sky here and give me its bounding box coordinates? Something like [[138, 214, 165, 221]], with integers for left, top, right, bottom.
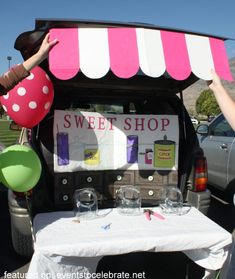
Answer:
[[1, 0, 235, 74]]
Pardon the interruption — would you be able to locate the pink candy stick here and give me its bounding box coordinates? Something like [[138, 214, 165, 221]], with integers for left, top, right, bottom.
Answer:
[[152, 211, 165, 220], [144, 211, 151, 221]]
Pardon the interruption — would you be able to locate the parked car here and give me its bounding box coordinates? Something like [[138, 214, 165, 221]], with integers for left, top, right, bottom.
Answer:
[[8, 19, 219, 257], [207, 115, 216, 123], [190, 117, 199, 125], [197, 113, 235, 203]]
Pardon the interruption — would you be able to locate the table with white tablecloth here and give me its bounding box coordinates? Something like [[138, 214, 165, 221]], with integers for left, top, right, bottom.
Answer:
[[26, 207, 232, 279]]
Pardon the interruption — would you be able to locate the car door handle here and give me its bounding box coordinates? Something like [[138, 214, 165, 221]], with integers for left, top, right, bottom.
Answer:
[[220, 143, 228, 150]]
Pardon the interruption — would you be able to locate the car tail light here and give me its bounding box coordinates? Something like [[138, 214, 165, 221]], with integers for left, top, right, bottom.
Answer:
[[193, 156, 208, 192]]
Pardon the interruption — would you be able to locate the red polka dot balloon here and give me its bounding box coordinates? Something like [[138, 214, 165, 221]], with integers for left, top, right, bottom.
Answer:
[[0, 66, 54, 128]]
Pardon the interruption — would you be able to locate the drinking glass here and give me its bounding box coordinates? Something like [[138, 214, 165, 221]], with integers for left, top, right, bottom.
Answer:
[[73, 188, 98, 220], [159, 186, 184, 215], [116, 185, 141, 215]]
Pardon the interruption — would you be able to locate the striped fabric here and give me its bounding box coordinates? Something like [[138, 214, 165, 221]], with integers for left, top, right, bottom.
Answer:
[[49, 28, 233, 81]]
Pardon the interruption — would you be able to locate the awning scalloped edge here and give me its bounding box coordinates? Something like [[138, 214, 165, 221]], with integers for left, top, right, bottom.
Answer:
[[49, 28, 233, 81]]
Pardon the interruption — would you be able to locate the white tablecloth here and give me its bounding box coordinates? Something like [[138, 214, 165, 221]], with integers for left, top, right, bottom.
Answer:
[[27, 207, 232, 279]]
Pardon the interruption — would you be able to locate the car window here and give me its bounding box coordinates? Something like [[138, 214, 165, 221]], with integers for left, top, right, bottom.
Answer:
[[56, 97, 176, 115], [64, 103, 125, 114], [210, 115, 235, 137], [83, 104, 125, 114]]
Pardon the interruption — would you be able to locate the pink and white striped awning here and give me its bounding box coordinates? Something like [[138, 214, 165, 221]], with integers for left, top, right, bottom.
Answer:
[[49, 28, 233, 81]]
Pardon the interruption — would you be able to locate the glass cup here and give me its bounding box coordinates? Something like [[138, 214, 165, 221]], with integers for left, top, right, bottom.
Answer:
[[159, 186, 184, 215], [116, 185, 141, 216], [73, 188, 98, 220]]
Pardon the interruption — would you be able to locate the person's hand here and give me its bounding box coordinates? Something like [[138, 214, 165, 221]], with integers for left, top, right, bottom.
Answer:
[[36, 33, 58, 61], [207, 69, 223, 91], [23, 33, 58, 71]]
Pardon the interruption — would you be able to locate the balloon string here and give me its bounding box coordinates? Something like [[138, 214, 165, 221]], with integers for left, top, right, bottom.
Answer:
[[25, 192, 36, 245]]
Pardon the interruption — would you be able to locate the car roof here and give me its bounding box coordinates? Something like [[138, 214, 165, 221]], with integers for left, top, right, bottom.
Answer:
[[34, 18, 231, 40]]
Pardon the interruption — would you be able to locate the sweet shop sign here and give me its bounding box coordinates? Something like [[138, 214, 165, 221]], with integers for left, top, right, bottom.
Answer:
[[53, 110, 179, 172]]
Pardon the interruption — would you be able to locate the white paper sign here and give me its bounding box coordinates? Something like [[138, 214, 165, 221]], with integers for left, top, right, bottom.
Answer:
[[53, 110, 179, 172]]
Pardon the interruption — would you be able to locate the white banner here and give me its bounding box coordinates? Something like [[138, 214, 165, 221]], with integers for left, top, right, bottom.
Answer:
[[53, 110, 179, 172]]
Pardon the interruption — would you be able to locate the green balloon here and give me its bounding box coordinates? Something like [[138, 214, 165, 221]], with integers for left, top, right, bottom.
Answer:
[[0, 144, 42, 192]]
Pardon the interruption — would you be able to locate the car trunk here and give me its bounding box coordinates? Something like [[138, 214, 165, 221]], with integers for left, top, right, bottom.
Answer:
[[27, 90, 198, 213], [13, 19, 233, 215]]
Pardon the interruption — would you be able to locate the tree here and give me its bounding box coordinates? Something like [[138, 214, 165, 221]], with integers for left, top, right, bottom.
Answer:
[[196, 89, 221, 117]]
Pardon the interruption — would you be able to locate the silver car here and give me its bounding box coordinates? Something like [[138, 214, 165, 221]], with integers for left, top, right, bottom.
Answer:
[[197, 113, 235, 203], [190, 117, 199, 125]]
